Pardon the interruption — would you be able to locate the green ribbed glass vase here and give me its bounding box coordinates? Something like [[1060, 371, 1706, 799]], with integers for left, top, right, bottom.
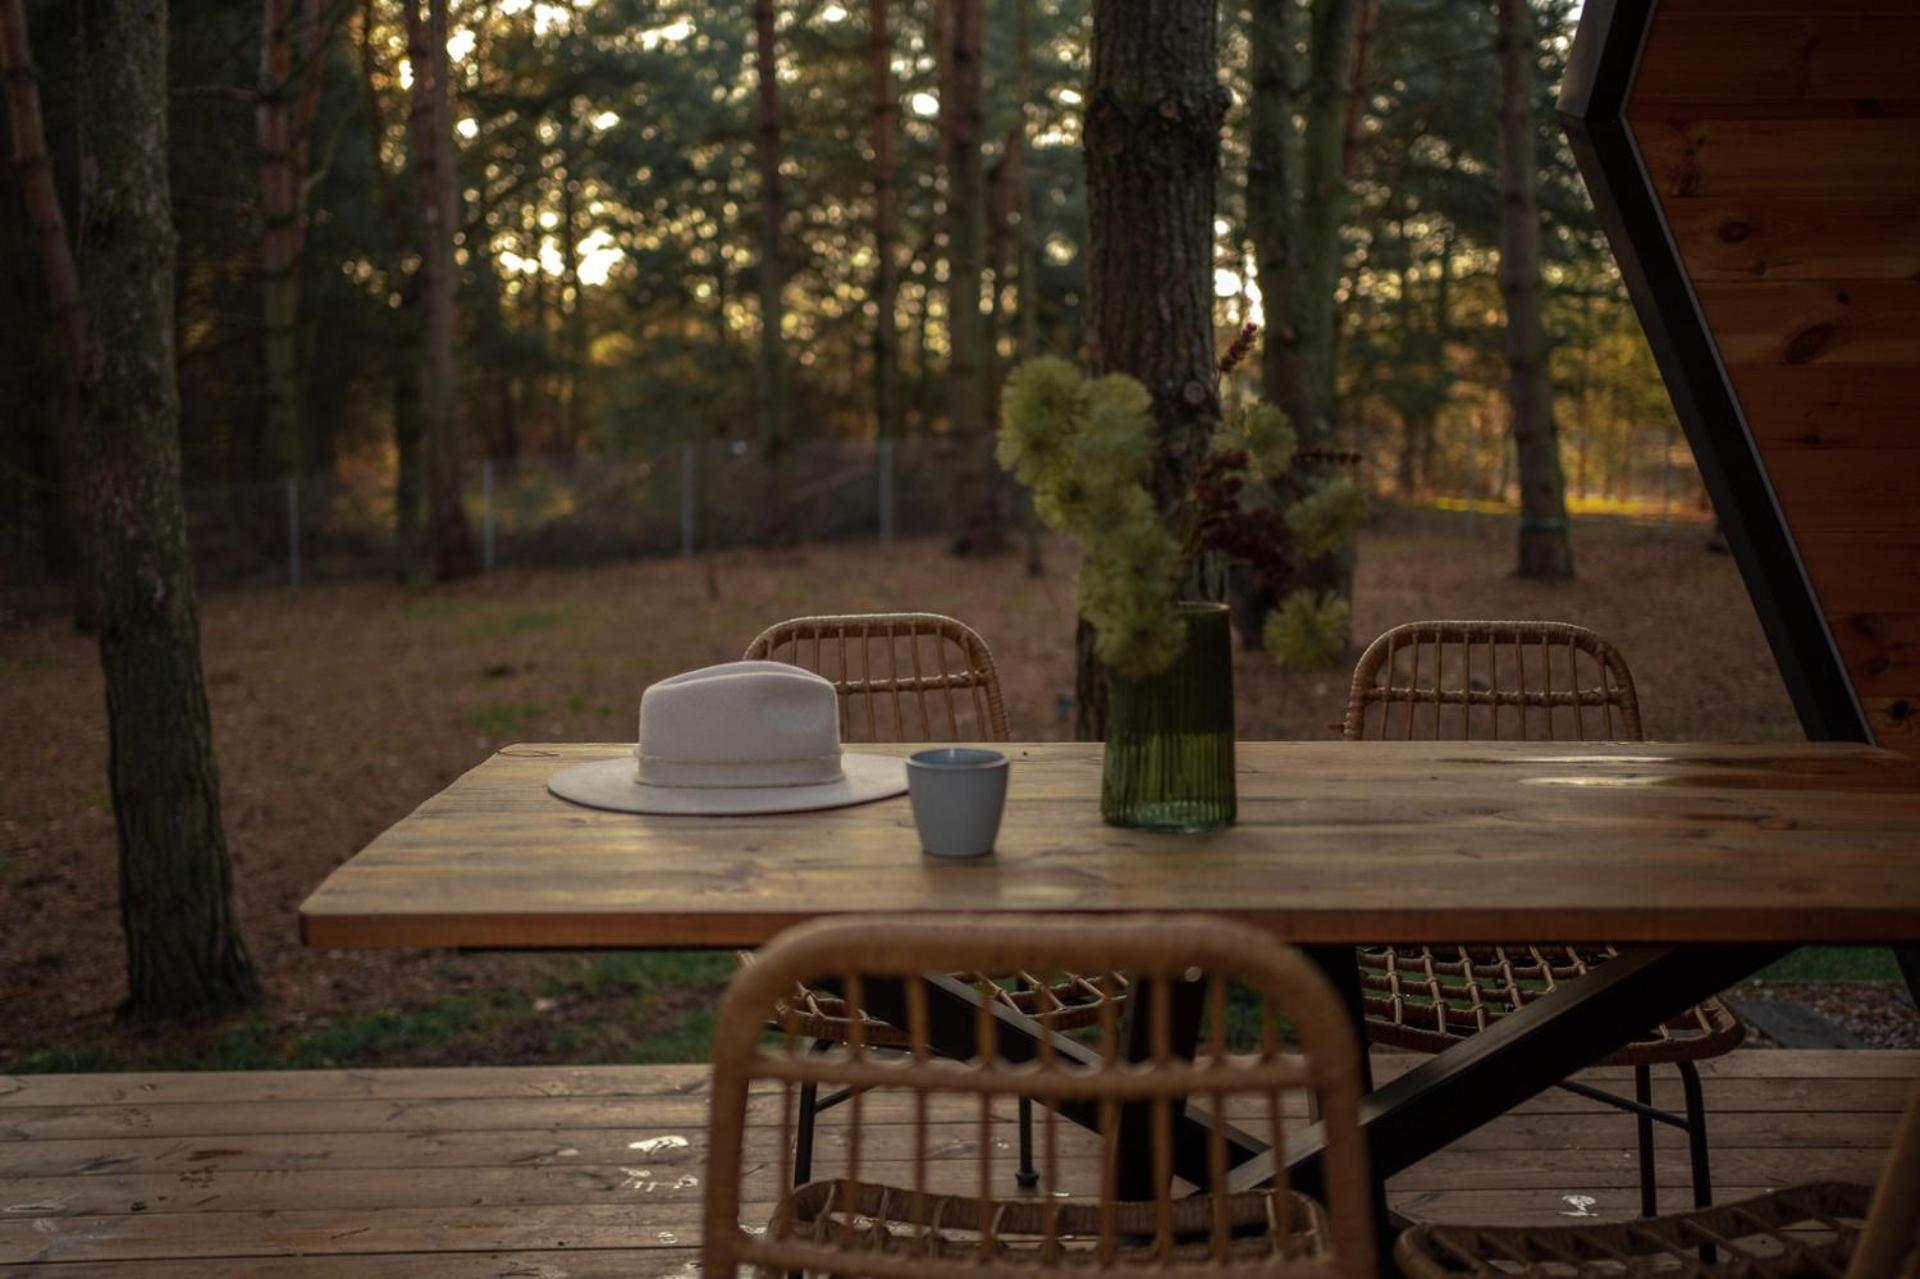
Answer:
[[1100, 602, 1236, 832]]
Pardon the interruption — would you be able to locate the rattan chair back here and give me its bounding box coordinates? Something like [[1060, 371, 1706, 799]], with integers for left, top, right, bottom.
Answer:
[[745, 613, 1010, 743], [704, 914, 1375, 1279], [1342, 620, 1643, 743]]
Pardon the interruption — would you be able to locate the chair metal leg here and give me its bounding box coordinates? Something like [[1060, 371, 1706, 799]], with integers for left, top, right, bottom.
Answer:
[[1678, 1059, 1716, 1263], [792, 1038, 831, 1188], [1016, 1094, 1039, 1189], [1678, 1060, 1712, 1208], [1633, 1064, 1657, 1218]]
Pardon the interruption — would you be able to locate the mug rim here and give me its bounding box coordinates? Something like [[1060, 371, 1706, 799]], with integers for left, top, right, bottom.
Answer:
[[908, 747, 1009, 770]]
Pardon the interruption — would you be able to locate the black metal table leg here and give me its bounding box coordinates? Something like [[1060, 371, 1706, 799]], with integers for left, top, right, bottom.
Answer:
[[1113, 968, 1209, 1201], [1303, 945, 1393, 1272], [1230, 945, 1787, 1195]]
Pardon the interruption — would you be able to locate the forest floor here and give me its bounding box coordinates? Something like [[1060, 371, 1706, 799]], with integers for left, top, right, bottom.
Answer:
[[3, 507, 1911, 1071]]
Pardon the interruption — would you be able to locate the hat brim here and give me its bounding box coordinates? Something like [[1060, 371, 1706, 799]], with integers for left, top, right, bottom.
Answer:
[[548, 752, 908, 816]]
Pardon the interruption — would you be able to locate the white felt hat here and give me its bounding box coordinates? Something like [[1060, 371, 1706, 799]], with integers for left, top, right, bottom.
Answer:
[[547, 661, 908, 815]]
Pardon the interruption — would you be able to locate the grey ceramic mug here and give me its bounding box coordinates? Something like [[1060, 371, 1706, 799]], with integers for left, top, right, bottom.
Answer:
[[906, 748, 1009, 857]]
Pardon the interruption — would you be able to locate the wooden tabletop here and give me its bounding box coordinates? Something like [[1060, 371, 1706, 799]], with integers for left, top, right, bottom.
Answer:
[[298, 741, 1920, 950]]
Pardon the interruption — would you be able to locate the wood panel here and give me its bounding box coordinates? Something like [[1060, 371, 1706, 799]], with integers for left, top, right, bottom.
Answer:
[[1661, 199, 1920, 281], [1625, 0, 1920, 760], [295, 742, 1920, 950], [0, 1054, 1910, 1272], [1637, 120, 1920, 198], [1633, 14, 1920, 116], [1692, 281, 1920, 366], [1729, 367, 1920, 450]]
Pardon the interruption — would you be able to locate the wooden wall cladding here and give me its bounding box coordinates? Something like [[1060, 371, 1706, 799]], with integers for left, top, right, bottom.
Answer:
[[1621, 1, 1920, 753]]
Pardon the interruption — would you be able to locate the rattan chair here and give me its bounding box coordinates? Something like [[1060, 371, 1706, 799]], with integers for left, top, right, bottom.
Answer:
[[744, 613, 1125, 1190], [1396, 1078, 1920, 1279], [703, 913, 1377, 1279], [744, 612, 1010, 742], [1342, 621, 1746, 1219]]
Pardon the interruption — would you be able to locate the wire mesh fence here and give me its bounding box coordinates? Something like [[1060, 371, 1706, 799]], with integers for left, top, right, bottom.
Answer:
[[1, 430, 1715, 621]]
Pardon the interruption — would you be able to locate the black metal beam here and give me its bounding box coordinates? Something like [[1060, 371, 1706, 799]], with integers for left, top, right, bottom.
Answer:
[[1556, 0, 1869, 744], [1230, 945, 1787, 1195], [850, 972, 1272, 1191]]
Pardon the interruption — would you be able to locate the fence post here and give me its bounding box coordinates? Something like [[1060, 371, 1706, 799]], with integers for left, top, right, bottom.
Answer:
[[877, 437, 895, 549], [286, 477, 301, 589], [1660, 421, 1675, 533], [1463, 417, 1479, 540], [681, 444, 696, 557], [478, 460, 496, 574]]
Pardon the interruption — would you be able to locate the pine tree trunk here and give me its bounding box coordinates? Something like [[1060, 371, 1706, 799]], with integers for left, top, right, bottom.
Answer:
[[559, 145, 586, 449], [869, 0, 900, 444], [410, 0, 476, 579], [1495, 0, 1572, 579], [4, 0, 258, 1016], [259, 0, 301, 475], [944, 0, 1000, 555], [2, 0, 95, 626], [1296, 0, 1358, 446], [1015, 0, 1043, 578], [1246, 0, 1303, 426], [1081, 0, 1225, 736], [752, 0, 791, 536]]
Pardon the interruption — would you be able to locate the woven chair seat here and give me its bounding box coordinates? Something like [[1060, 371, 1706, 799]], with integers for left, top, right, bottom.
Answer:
[[772, 1177, 1333, 1269], [1395, 1181, 1876, 1279], [1359, 945, 1745, 1066], [742, 959, 1132, 1045]]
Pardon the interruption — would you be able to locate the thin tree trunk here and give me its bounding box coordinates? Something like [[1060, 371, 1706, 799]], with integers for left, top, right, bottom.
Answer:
[[869, 0, 900, 444], [559, 146, 586, 449], [752, 0, 791, 537], [353, 0, 421, 546], [1081, 0, 1225, 737], [1297, 0, 1358, 448], [409, 0, 475, 579], [1247, 0, 1303, 426], [2, 0, 94, 625], [1015, 0, 1043, 577], [944, 0, 999, 555], [1495, 0, 1572, 579], [1, 1, 85, 377], [259, 0, 300, 475], [1339, 0, 1376, 182], [5, 0, 258, 1016]]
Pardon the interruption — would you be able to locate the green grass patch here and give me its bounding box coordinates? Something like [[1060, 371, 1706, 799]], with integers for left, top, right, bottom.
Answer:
[[1753, 946, 1904, 984], [461, 608, 570, 641], [465, 699, 549, 735], [400, 598, 464, 621], [2, 957, 735, 1074]]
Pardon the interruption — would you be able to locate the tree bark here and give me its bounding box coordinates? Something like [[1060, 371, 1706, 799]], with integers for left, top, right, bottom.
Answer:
[[5, 0, 259, 1016], [1495, 0, 1572, 579], [869, 0, 900, 445], [752, 0, 791, 535], [944, 0, 1000, 555], [258, 0, 319, 478], [409, 0, 476, 579], [1081, 0, 1226, 735]]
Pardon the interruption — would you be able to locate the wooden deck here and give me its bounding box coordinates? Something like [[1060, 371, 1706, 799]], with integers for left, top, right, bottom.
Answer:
[[2, 1050, 1912, 1276]]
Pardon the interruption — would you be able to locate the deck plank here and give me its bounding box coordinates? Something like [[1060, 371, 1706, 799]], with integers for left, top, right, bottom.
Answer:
[[0, 1051, 1910, 1272]]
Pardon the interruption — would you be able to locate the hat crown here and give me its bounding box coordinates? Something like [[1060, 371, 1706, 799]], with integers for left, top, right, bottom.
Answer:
[[635, 661, 845, 789]]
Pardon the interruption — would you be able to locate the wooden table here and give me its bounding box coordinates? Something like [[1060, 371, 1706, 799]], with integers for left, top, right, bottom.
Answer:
[[302, 741, 1920, 950], [300, 740, 1920, 1262]]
